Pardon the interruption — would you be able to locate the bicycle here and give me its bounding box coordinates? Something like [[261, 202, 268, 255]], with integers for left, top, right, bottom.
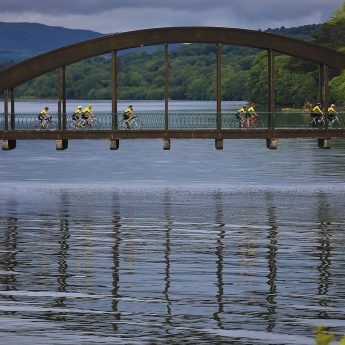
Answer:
[[230, 114, 263, 128], [328, 113, 341, 128], [79, 113, 101, 130], [310, 115, 325, 128], [32, 118, 57, 130], [120, 115, 143, 130]]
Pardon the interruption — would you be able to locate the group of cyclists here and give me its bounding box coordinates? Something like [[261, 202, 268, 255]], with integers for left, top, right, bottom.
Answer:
[[38, 104, 136, 129], [234, 101, 340, 128], [235, 102, 259, 128], [38, 101, 340, 129], [38, 104, 95, 128], [309, 102, 339, 127]]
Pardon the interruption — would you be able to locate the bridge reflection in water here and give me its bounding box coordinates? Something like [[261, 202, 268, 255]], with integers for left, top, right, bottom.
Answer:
[[1, 111, 344, 151]]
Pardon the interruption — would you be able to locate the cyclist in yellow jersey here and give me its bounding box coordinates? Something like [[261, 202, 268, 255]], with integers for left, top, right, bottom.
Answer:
[[236, 105, 246, 128], [38, 106, 52, 126], [327, 103, 338, 124], [82, 104, 93, 125], [123, 105, 135, 129], [311, 102, 323, 126], [246, 103, 258, 127], [72, 106, 83, 125]]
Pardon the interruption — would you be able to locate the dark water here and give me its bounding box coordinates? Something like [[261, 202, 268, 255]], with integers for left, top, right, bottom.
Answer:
[[1, 138, 345, 344]]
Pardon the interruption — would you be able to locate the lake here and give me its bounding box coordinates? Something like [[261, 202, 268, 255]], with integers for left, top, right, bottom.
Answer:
[[0, 100, 345, 344]]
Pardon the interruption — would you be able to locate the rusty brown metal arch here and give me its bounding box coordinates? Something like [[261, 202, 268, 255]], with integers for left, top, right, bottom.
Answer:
[[1, 26, 345, 90]]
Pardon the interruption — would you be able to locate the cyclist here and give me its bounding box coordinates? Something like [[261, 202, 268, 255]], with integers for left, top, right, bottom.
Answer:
[[327, 103, 338, 124], [72, 105, 83, 125], [82, 104, 93, 126], [246, 102, 258, 127], [123, 105, 135, 129], [235, 105, 246, 128], [311, 102, 323, 126], [38, 106, 52, 127]]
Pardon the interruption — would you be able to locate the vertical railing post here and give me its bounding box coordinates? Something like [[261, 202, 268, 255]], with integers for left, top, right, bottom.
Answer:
[[320, 64, 329, 129], [164, 43, 169, 131], [56, 66, 68, 150], [215, 42, 223, 150], [163, 43, 170, 150], [4, 88, 8, 130], [267, 49, 275, 129], [216, 42, 221, 130], [57, 68, 62, 131], [10, 88, 15, 130], [110, 51, 119, 150], [57, 66, 66, 130], [112, 50, 118, 131]]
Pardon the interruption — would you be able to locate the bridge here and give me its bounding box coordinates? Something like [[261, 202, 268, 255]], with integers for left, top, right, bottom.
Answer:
[[1, 26, 345, 151]]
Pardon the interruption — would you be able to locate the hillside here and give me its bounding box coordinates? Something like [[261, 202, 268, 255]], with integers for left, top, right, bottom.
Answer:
[[0, 22, 321, 64], [0, 22, 103, 62]]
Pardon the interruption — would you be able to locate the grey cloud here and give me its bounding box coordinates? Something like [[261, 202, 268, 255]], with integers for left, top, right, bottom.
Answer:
[[0, 0, 343, 18]]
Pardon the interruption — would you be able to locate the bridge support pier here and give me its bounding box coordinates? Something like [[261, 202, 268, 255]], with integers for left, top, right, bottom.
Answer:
[[56, 139, 68, 150], [266, 138, 277, 150], [163, 138, 170, 150], [110, 139, 119, 150], [318, 138, 331, 149], [215, 139, 223, 150], [2, 140, 16, 150]]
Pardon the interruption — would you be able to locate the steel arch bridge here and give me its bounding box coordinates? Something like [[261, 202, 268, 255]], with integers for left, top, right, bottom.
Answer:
[[1, 26, 345, 151]]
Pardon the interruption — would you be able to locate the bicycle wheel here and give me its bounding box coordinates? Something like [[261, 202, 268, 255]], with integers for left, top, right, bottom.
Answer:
[[31, 120, 41, 130], [131, 118, 143, 130], [46, 120, 57, 130], [252, 119, 264, 128], [89, 119, 101, 129], [229, 120, 240, 129], [119, 120, 130, 129]]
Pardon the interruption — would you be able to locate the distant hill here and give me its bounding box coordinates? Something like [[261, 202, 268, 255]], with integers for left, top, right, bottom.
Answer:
[[0, 22, 321, 64], [0, 22, 103, 62], [265, 24, 321, 41]]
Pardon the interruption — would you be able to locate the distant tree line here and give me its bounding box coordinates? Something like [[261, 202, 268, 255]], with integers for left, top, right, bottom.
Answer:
[[1, 5, 345, 107]]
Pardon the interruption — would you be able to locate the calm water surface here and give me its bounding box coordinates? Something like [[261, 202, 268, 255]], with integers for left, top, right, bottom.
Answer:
[[0, 101, 345, 344]]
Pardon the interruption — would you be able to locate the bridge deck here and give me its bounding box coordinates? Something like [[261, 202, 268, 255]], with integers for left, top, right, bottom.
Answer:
[[1, 128, 345, 140]]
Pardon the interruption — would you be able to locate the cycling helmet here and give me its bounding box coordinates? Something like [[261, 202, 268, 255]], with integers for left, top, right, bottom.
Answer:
[[129, 105, 133, 108], [45, 106, 49, 110], [78, 106, 82, 109], [331, 104, 335, 107], [88, 104, 92, 108]]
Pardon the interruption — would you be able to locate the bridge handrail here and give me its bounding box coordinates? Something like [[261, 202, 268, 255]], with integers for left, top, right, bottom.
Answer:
[[0, 111, 343, 130]]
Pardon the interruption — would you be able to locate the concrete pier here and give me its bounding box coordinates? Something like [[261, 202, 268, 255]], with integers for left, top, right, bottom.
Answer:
[[318, 138, 331, 149], [266, 138, 277, 150], [2, 140, 16, 150], [163, 138, 171, 150], [56, 139, 68, 150], [215, 138, 223, 150], [110, 139, 119, 150]]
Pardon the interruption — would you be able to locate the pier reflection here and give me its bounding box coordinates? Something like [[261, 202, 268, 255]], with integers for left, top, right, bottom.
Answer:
[[265, 192, 278, 333], [111, 194, 122, 331], [213, 192, 225, 330], [0, 200, 18, 304]]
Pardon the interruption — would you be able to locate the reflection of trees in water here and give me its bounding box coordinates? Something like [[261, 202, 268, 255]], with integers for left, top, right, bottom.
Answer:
[[316, 193, 333, 320], [213, 192, 225, 330], [111, 194, 121, 331], [265, 192, 278, 333], [0, 200, 18, 305]]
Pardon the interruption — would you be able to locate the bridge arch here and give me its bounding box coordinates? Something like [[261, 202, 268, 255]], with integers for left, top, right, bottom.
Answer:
[[1, 26, 345, 90]]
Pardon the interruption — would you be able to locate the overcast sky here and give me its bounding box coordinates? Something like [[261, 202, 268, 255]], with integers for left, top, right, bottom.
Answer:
[[0, 0, 344, 33]]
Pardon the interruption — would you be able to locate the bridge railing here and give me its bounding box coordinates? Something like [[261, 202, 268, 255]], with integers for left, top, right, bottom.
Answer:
[[0, 111, 343, 130]]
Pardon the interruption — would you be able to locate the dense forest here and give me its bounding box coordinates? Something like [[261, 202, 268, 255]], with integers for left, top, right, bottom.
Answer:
[[1, 4, 345, 106]]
